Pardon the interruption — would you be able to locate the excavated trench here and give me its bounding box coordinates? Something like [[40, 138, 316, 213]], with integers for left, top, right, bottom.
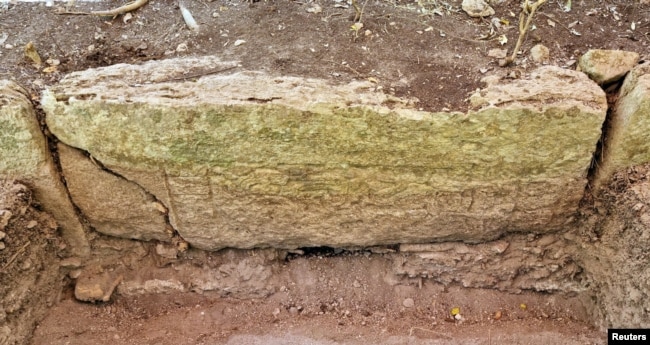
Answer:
[[1, 56, 650, 345]]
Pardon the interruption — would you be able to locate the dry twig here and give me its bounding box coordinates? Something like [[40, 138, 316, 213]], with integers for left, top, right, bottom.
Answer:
[[57, 0, 149, 17], [1, 241, 31, 272], [502, 0, 548, 67]]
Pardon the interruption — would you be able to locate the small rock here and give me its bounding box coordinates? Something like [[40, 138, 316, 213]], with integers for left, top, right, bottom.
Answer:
[[60, 257, 83, 269], [462, 0, 495, 18], [352, 279, 361, 288], [25, 220, 38, 229], [0, 210, 12, 231], [306, 4, 322, 13], [530, 44, 550, 63], [272, 308, 281, 317], [487, 48, 508, 59], [176, 43, 188, 53], [69, 269, 82, 279], [403, 298, 415, 308], [74, 271, 123, 302], [20, 258, 32, 270], [490, 240, 509, 254], [289, 307, 299, 315], [0, 231, 5, 240], [155, 243, 178, 259], [0, 241, 5, 250], [578, 49, 640, 85], [454, 313, 462, 320]]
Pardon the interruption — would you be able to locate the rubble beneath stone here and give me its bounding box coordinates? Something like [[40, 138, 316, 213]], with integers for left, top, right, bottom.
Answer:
[[74, 269, 124, 302]]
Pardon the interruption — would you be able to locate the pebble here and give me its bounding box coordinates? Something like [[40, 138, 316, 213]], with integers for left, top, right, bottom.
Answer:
[[0, 241, 5, 250], [487, 48, 508, 59], [352, 280, 361, 288], [60, 257, 83, 269], [26, 220, 38, 229], [403, 298, 415, 308], [461, 0, 494, 18], [176, 43, 188, 53], [0, 231, 5, 240], [69, 269, 82, 279], [20, 258, 32, 270], [530, 44, 550, 63], [0, 210, 12, 231], [288, 307, 299, 315]]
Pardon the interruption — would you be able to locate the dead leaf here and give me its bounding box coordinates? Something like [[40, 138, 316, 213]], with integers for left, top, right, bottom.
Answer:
[[42, 66, 58, 74], [24, 42, 42, 67]]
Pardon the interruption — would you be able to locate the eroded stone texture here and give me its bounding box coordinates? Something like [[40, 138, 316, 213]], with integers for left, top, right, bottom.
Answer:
[[42, 57, 606, 250], [396, 234, 583, 293], [0, 80, 89, 256], [58, 143, 171, 242], [594, 62, 650, 189], [118, 248, 277, 298], [578, 49, 640, 85]]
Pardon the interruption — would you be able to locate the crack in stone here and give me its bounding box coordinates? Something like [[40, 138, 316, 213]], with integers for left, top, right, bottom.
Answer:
[[584, 79, 623, 197], [31, 104, 93, 255], [79, 149, 188, 246], [44, 125, 188, 249]]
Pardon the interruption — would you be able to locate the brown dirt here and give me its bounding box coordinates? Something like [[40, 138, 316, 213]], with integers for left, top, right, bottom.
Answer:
[[31, 253, 604, 345], [1, 0, 648, 112], [0, 180, 63, 345], [1, 0, 649, 344]]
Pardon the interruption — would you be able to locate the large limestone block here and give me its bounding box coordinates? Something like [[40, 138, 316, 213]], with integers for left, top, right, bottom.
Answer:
[[594, 62, 650, 189], [42, 57, 606, 250], [58, 143, 172, 241], [0, 80, 89, 255]]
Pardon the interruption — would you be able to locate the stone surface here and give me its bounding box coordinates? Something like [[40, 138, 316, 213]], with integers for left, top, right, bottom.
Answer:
[[578, 49, 640, 85], [43, 57, 606, 250], [594, 62, 650, 189], [58, 143, 171, 242], [461, 0, 495, 17], [0, 80, 89, 256], [530, 44, 549, 63], [396, 234, 583, 293]]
